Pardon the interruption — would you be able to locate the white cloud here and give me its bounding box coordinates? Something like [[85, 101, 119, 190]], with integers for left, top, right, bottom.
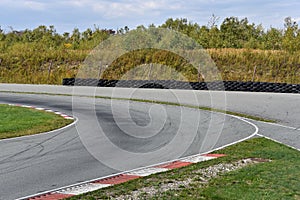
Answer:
[[89, 0, 182, 19], [60, 0, 93, 7], [0, 0, 47, 10], [1, 0, 299, 33], [23, 1, 46, 10], [292, 17, 300, 23], [57, 0, 183, 18]]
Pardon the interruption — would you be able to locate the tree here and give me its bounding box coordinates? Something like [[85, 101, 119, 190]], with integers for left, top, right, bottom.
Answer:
[[282, 17, 299, 52], [261, 28, 283, 50], [196, 26, 209, 48], [63, 32, 70, 41], [124, 26, 130, 33], [70, 28, 81, 48], [82, 28, 93, 41], [220, 17, 260, 48], [0, 26, 4, 41], [160, 18, 189, 32], [207, 14, 220, 29], [208, 26, 222, 48]]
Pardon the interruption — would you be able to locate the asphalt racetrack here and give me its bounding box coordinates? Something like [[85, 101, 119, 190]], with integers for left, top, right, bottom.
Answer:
[[0, 84, 299, 200]]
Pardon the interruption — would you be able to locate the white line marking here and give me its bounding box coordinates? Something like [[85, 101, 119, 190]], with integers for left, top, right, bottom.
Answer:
[[194, 114, 259, 156], [258, 121, 299, 131], [58, 183, 111, 195], [35, 107, 45, 110], [257, 133, 300, 152], [21, 105, 34, 108], [125, 167, 169, 176], [64, 117, 74, 120], [181, 155, 216, 163]]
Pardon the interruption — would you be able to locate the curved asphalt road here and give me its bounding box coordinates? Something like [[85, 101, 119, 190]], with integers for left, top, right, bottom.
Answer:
[[0, 84, 299, 199]]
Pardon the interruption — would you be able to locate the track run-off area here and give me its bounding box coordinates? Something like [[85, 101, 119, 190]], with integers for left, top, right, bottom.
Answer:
[[0, 84, 299, 200]]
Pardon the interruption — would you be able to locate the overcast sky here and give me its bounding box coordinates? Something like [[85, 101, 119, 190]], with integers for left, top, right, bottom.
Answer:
[[0, 0, 300, 33]]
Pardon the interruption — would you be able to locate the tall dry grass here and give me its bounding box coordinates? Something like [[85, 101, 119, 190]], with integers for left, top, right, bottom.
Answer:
[[0, 47, 299, 84]]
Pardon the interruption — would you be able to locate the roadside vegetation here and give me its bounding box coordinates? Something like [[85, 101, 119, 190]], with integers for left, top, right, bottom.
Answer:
[[0, 104, 73, 139], [1, 16, 300, 84], [69, 137, 300, 200]]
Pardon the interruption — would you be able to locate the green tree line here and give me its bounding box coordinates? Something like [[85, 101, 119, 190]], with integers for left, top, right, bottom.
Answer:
[[0, 16, 300, 84], [160, 16, 300, 52], [1, 16, 300, 51]]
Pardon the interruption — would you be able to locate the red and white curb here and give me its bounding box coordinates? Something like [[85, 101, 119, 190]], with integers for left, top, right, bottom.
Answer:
[[24, 154, 225, 200], [8, 104, 74, 120]]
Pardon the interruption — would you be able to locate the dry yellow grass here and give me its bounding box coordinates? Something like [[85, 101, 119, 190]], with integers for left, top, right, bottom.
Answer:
[[1, 48, 299, 84]]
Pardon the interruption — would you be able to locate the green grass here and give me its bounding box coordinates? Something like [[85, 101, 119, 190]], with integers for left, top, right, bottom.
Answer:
[[0, 104, 73, 139], [68, 137, 300, 200]]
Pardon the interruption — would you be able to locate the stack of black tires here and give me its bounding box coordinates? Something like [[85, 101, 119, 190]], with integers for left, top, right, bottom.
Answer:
[[62, 78, 300, 94]]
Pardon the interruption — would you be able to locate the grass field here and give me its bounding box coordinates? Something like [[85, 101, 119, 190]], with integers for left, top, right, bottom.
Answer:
[[0, 104, 73, 139], [69, 137, 300, 200]]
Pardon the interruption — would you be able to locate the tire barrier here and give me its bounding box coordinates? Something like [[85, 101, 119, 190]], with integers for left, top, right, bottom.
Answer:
[[62, 78, 300, 94]]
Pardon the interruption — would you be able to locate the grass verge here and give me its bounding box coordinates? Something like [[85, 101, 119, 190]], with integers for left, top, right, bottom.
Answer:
[[0, 104, 73, 139], [69, 137, 300, 200]]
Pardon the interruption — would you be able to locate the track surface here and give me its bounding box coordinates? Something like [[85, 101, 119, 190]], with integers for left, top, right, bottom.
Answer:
[[0, 84, 299, 199]]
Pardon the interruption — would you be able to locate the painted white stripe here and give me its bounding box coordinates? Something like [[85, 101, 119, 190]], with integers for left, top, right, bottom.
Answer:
[[257, 133, 300, 152], [190, 114, 259, 157], [54, 111, 62, 115], [259, 121, 300, 131], [126, 167, 169, 177], [35, 107, 45, 110], [64, 116, 74, 120], [58, 183, 111, 195], [21, 105, 33, 108], [181, 155, 216, 163]]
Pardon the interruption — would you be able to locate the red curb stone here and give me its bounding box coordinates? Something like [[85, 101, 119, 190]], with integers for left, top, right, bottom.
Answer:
[[28, 193, 74, 200], [93, 174, 140, 185], [203, 154, 226, 158], [155, 161, 192, 169]]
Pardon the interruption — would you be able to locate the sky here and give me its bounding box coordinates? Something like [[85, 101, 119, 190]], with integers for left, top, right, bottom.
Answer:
[[0, 0, 300, 33]]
